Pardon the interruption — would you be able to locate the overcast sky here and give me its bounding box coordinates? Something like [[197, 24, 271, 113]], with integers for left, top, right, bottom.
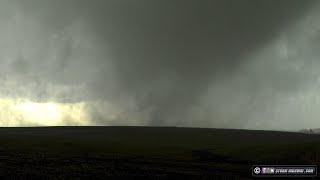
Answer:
[[0, 0, 319, 130]]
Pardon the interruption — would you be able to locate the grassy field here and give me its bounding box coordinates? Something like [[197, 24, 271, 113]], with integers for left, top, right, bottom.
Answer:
[[0, 126, 318, 179]]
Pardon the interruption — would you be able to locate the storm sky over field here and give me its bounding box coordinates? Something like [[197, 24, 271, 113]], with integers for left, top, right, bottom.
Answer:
[[0, 0, 319, 130]]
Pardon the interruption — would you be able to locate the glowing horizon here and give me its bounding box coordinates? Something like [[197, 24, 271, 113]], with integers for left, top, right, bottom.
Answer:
[[0, 97, 90, 126]]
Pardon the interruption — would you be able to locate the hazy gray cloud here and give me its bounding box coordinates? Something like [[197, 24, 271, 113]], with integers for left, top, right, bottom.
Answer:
[[0, 0, 317, 130]]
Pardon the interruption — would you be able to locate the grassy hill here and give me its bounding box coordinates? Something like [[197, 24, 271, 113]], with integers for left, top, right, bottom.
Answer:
[[0, 126, 318, 179]]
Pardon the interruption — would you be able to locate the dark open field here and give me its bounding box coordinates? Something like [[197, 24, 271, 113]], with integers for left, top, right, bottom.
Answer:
[[0, 126, 318, 179]]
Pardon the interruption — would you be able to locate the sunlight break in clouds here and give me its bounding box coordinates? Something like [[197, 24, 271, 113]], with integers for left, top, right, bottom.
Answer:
[[0, 98, 90, 126]]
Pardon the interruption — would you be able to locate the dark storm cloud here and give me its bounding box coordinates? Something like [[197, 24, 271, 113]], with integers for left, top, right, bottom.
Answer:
[[0, 0, 318, 128], [81, 0, 315, 125]]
